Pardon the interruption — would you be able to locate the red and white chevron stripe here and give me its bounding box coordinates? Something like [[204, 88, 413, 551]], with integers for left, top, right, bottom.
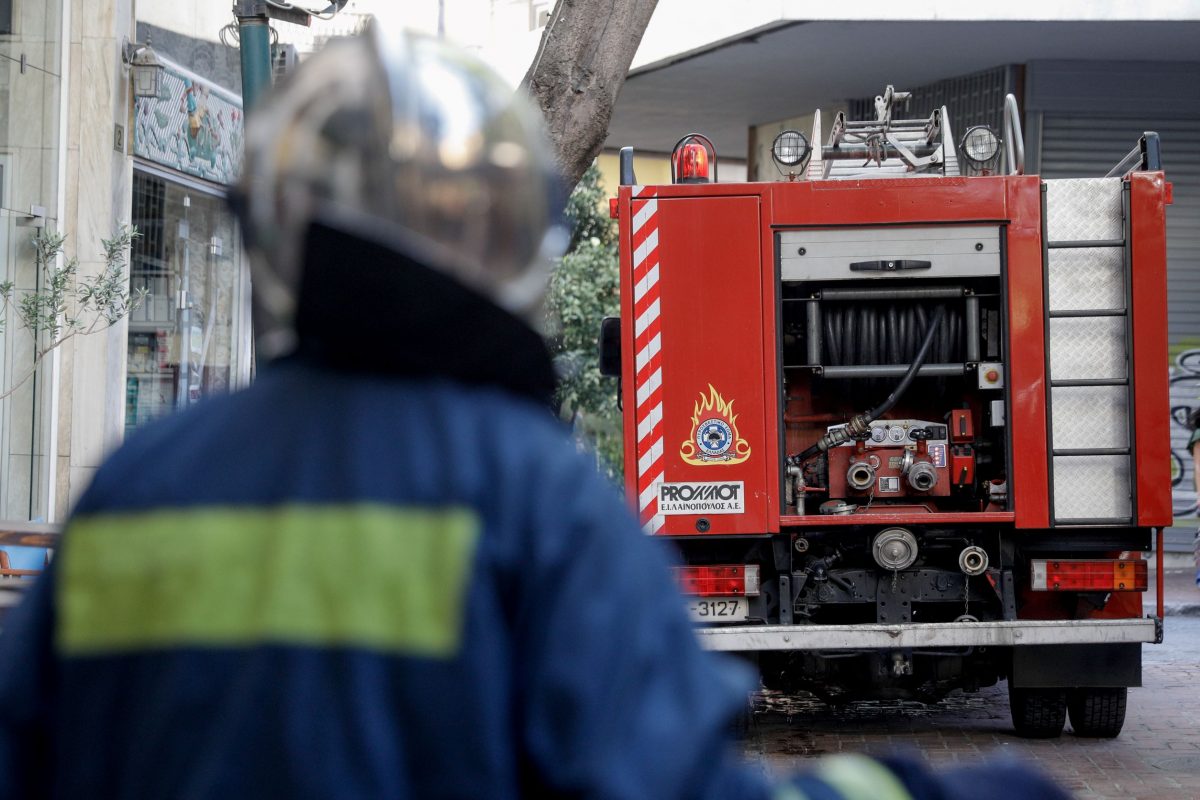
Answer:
[[631, 187, 664, 534]]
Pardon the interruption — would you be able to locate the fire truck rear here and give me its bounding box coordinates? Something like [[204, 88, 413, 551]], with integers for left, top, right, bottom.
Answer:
[[604, 88, 1172, 738]]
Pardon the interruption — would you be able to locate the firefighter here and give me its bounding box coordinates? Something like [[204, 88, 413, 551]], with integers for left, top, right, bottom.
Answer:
[[0, 18, 1069, 800]]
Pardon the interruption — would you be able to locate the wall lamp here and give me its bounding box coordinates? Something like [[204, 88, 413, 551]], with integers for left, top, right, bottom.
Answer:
[[122, 39, 164, 99]]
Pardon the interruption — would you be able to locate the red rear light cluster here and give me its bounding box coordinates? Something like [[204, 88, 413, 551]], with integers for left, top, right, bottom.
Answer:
[[1030, 559, 1147, 592], [674, 564, 761, 597]]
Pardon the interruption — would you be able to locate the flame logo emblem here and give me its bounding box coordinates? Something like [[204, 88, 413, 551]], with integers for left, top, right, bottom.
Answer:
[[680, 384, 752, 465]]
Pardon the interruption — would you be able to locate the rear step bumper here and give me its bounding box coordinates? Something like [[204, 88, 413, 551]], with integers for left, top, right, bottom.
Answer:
[[695, 617, 1161, 652]]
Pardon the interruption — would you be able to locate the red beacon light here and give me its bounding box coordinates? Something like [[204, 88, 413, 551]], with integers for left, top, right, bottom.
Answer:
[[671, 133, 718, 184], [675, 144, 709, 182]]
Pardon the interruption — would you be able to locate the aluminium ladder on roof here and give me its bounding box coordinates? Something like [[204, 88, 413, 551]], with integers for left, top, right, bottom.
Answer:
[[807, 104, 960, 181]]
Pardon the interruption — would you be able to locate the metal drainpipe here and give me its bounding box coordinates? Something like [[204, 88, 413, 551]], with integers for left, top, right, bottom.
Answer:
[[233, 1, 273, 114], [176, 197, 192, 409]]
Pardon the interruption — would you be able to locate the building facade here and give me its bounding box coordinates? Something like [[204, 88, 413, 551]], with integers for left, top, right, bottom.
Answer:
[[0, 0, 133, 527], [3, 1, 1198, 530], [602, 7, 1200, 541]]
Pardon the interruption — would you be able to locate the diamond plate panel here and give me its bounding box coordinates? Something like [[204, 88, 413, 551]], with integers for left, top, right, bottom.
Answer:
[[1045, 178, 1123, 242], [1047, 248, 1125, 312], [1053, 455, 1131, 521], [1048, 317, 1128, 381], [1051, 386, 1129, 450]]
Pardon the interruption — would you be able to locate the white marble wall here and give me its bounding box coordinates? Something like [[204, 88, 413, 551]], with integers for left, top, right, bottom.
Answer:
[[0, 0, 64, 521], [54, 0, 136, 518]]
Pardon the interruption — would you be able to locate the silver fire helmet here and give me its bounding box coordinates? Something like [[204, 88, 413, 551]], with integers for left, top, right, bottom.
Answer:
[[235, 18, 568, 357]]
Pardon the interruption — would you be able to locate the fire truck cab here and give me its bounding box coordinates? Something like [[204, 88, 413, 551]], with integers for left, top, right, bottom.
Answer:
[[607, 89, 1171, 738]]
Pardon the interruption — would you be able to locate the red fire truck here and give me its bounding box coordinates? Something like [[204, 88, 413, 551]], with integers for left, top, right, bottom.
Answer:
[[603, 88, 1171, 738]]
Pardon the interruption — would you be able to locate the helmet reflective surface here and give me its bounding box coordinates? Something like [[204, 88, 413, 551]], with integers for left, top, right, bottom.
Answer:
[[236, 20, 567, 356]]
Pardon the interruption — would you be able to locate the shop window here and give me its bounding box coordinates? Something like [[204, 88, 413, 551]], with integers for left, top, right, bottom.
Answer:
[[126, 171, 248, 432]]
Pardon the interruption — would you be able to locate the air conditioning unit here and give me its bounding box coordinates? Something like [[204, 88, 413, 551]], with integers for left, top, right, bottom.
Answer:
[[270, 43, 299, 82], [528, 1, 551, 31]]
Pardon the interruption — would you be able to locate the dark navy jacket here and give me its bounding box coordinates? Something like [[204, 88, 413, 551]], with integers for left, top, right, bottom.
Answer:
[[0, 360, 779, 799]]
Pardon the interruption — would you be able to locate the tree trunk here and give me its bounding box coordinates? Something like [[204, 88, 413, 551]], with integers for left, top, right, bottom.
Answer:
[[523, 0, 658, 189]]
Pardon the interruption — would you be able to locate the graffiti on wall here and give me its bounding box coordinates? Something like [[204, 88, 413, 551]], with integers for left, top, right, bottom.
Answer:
[[133, 61, 243, 186], [1170, 349, 1200, 519]]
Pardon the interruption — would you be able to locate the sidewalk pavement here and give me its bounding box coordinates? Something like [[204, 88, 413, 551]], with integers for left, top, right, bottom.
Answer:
[[1146, 557, 1200, 617]]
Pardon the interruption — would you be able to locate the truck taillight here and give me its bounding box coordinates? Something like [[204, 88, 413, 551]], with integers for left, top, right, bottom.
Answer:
[[674, 564, 760, 596], [1030, 559, 1147, 592]]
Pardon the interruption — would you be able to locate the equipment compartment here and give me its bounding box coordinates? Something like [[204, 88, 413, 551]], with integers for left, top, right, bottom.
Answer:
[[778, 229, 1009, 517]]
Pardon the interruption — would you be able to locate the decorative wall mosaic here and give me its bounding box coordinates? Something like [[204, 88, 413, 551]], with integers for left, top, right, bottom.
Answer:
[[133, 60, 243, 186]]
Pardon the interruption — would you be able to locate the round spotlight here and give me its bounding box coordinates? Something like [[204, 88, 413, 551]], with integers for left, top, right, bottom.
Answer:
[[961, 125, 1001, 165], [772, 129, 810, 167]]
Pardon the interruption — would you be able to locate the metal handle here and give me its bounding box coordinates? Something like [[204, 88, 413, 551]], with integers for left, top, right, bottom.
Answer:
[[849, 259, 931, 272], [1004, 94, 1025, 175], [618, 146, 637, 186]]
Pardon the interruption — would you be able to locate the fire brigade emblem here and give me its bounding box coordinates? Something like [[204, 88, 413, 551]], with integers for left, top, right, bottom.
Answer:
[[680, 384, 751, 465]]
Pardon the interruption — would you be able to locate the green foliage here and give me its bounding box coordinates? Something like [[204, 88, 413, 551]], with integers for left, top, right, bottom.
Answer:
[[0, 226, 144, 400], [563, 161, 618, 251], [547, 163, 623, 479]]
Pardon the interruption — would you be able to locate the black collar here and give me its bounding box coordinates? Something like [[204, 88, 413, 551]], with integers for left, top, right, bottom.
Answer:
[[291, 221, 557, 407]]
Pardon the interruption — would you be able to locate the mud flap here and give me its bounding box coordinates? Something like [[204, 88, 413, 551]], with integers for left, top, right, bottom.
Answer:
[[1010, 643, 1141, 688]]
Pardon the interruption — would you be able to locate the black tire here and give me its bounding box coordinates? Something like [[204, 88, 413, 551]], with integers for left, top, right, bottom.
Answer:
[[1067, 687, 1127, 738], [1008, 684, 1066, 739]]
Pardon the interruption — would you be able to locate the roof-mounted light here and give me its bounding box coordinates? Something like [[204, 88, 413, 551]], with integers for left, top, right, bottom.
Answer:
[[772, 129, 811, 168], [671, 133, 718, 184], [961, 126, 1002, 173]]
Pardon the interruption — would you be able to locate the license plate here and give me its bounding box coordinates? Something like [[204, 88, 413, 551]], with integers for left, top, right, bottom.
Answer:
[[688, 597, 749, 622]]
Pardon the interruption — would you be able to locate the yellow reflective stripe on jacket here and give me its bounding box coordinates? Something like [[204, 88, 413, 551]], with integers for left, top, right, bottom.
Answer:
[[814, 755, 913, 800], [773, 785, 810, 800], [57, 504, 480, 657]]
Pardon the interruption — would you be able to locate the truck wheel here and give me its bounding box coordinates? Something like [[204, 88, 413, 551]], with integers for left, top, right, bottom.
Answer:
[[1067, 687, 1127, 738], [1008, 684, 1066, 738]]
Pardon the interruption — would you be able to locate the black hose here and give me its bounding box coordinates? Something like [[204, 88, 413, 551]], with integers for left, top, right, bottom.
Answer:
[[824, 311, 838, 366], [861, 306, 875, 365], [875, 309, 887, 365], [818, 302, 968, 370], [887, 305, 900, 363], [843, 307, 856, 365], [864, 304, 947, 421], [937, 304, 951, 364], [790, 304, 948, 465], [948, 307, 960, 359]]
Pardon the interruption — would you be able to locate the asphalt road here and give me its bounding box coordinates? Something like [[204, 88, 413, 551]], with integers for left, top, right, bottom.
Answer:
[[741, 616, 1200, 799]]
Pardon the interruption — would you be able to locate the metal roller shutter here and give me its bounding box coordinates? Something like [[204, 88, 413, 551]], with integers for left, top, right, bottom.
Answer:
[[1039, 116, 1200, 345], [1041, 114, 1200, 537]]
